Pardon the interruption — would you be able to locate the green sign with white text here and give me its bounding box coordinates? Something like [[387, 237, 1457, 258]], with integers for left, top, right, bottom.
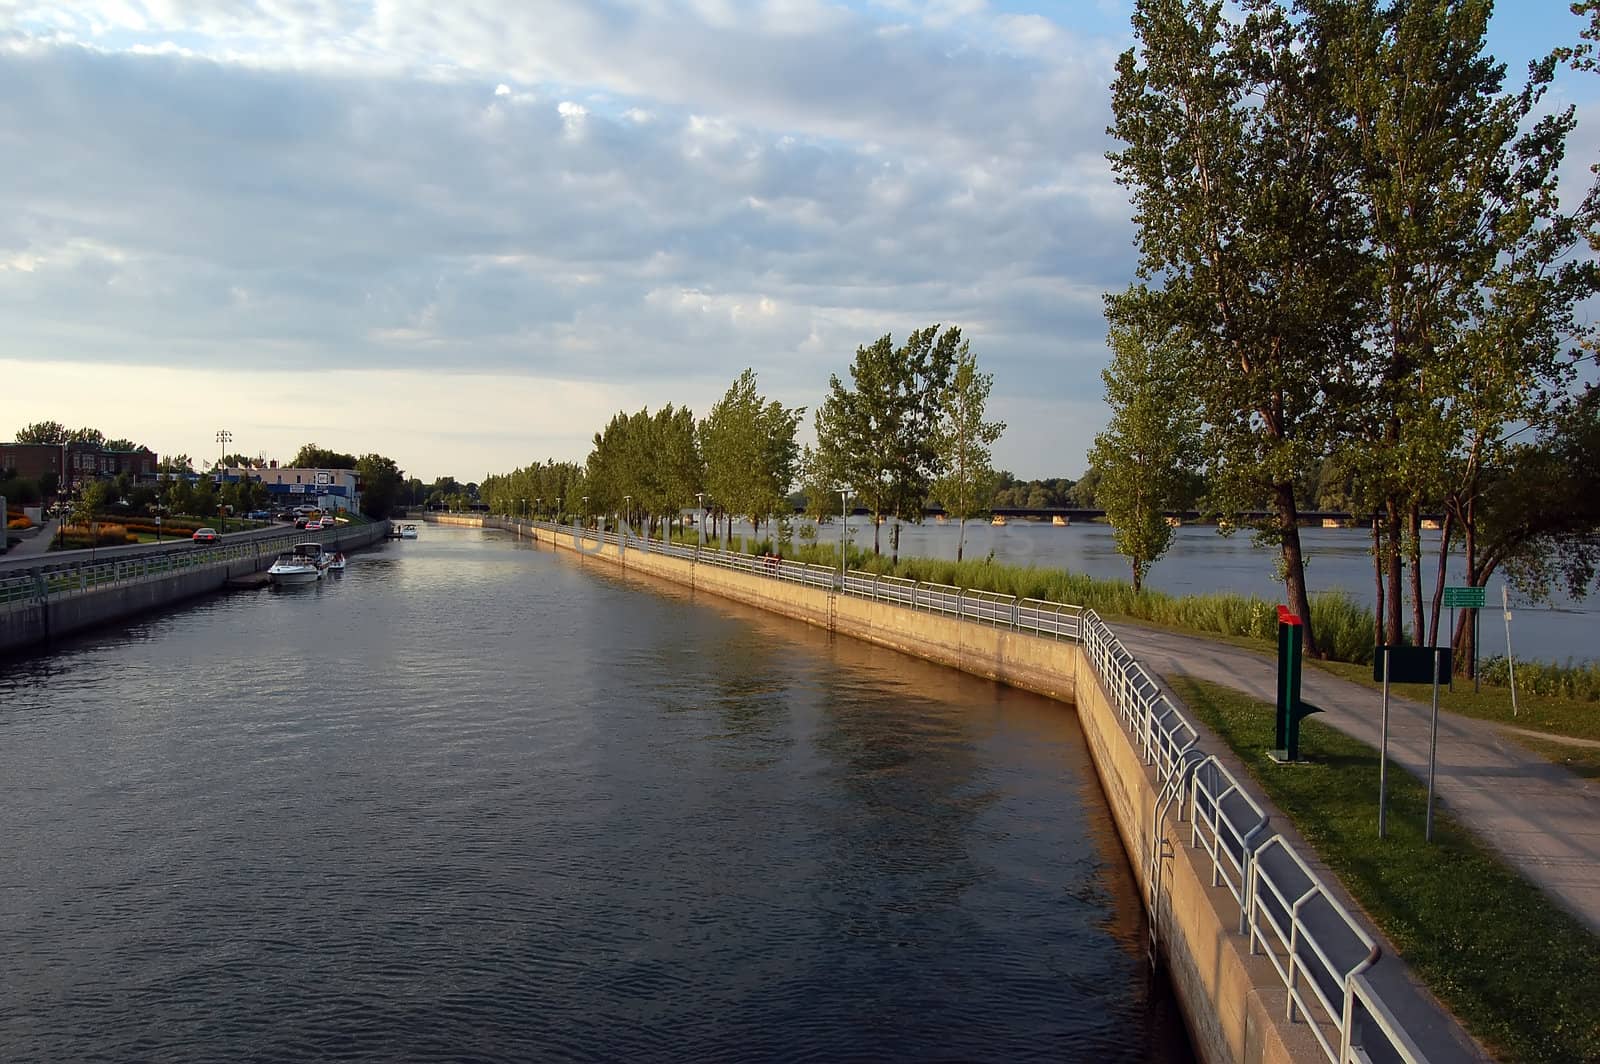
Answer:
[[1442, 586, 1486, 609]]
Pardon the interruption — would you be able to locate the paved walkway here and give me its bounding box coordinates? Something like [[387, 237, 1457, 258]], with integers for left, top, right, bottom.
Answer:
[[1, 520, 59, 559], [1118, 623, 1600, 935]]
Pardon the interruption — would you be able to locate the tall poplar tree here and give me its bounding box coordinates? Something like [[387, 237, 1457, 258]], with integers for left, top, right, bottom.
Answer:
[[1108, 0, 1369, 656], [1091, 300, 1198, 591], [815, 326, 959, 560], [929, 341, 1005, 563]]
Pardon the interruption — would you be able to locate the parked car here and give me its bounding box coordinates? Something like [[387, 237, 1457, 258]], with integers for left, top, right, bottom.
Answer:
[[246, 510, 271, 520], [192, 528, 219, 543], [294, 517, 309, 529]]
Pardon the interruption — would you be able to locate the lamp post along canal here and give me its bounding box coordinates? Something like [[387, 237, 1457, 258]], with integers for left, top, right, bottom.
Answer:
[[838, 488, 850, 585]]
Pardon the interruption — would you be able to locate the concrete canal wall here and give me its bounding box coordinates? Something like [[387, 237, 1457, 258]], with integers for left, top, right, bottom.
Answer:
[[0, 522, 389, 655], [432, 512, 1327, 1064]]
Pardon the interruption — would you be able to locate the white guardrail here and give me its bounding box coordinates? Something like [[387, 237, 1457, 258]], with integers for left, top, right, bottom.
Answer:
[[0, 526, 352, 611], [506, 516, 1425, 1062]]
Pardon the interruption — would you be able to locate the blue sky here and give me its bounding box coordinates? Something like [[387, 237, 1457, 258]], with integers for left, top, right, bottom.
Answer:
[[1, 1, 1595, 481]]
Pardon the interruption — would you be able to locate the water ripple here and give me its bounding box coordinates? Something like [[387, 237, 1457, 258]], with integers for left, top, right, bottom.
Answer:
[[0, 528, 1190, 1062]]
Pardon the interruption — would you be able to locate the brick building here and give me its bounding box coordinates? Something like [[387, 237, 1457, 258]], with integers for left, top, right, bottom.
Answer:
[[0, 442, 159, 493]]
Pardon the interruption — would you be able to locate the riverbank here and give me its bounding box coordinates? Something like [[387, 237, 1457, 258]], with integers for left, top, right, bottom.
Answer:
[[441, 513, 1481, 1064], [0, 521, 390, 655]]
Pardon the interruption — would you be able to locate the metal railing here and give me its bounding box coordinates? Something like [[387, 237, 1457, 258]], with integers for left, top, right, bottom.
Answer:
[[1, 525, 353, 611], [1250, 836, 1382, 1063], [1190, 755, 1271, 930], [498, 515, 1423, 1063]]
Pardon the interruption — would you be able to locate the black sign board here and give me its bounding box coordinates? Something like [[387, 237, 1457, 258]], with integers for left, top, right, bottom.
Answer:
[[1373, 645, 1451, 684]]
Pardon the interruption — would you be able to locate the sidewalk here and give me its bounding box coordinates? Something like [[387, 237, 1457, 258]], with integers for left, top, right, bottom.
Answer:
[[1119, 623, 1600, 935], [1, 520, 60, 560]]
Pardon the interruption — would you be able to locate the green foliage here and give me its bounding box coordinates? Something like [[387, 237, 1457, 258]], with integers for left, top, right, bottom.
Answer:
[[928, 342, 1004, 561], [815, 325, 961, 556], [481, 460, 588, 523], [13, 420, 69, 445], [701, 370, 801, 526], [1108, 0, 1370, 653], [290, 443, 358, 469], [355, 453, 403, 519], [990, 473, 1077, 509], [1092, 299, 1197, 590], [1174, 676, 1600, 1064], [1478, 656, 1600, 704]]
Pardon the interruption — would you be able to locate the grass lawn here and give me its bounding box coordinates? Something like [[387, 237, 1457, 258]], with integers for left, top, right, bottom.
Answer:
[[1171, 675, 1600, 1064]]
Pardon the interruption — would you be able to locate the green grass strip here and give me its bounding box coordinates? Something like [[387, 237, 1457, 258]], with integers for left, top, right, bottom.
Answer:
[[1170, 675, 1600, 1063]]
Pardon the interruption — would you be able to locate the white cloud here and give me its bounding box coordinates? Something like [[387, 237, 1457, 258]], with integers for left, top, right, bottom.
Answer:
[[0, 3, 1224, 478]]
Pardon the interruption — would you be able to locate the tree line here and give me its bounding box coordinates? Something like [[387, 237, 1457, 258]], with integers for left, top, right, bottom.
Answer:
[[483, 326, 1007, 563], [1095, 0, 1600, 667]]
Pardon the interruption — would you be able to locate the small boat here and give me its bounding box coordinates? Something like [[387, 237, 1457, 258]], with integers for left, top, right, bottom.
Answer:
[[991, 514, 1008, 526], [325, 551, 347, 572], [399, 524, 419, 539], [268, 552, 322, 584]]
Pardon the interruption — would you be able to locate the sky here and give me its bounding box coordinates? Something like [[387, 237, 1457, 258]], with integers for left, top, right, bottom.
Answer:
[[1, 1, 1596, 483]]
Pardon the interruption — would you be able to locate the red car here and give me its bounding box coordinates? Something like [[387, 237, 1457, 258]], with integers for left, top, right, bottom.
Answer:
[[192, 527, 219, 543]]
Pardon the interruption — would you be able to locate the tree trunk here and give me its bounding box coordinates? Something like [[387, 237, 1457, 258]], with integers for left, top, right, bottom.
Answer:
[[873, 509, 881, 555], [1272, 481, 1320, 658], [957, 516, 966, 563], [1427, 508, 1453, 649], [1407, 502, 1424, 651], [1384, 495, 1404, 644], [1132, 558, 1143, 593], [891, 519, 900, 566]]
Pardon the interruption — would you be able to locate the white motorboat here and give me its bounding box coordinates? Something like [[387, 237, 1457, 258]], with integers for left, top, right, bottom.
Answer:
[[325, 551, 347, 572], [268, 552, 322, 584], [399, 524, 419, 539]]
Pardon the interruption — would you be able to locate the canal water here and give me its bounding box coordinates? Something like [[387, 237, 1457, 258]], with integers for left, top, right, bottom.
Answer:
[[0, 525, 1192, 1062]]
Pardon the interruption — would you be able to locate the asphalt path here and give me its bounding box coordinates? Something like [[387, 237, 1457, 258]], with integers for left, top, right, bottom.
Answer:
[[1119, 622, 1600, 936]]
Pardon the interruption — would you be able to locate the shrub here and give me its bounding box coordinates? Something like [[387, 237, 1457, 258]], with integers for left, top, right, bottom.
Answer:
[[1479, 656, 1600, 703], [7, 516, 31, 530]]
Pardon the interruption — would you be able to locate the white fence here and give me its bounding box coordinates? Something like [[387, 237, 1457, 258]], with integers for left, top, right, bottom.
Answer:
[[0, 526, 350, 610], [502, 516, 1425, 1063]]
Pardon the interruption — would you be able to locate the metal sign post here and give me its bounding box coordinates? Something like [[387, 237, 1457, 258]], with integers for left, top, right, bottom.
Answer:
[[1374, 643, 1451, 841], [1443, 586, 1485, 693], [1379, 647, 1391, 839], [1503, 585, 1518, 719], [1426, 648, 1442, 843]]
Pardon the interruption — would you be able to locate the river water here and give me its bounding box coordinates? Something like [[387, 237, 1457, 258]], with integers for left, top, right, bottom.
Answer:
[[0, 525, 1191, 1062], [727, 518, 1594, 664]]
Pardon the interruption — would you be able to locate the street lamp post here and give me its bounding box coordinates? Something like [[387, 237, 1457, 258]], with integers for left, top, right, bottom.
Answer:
[[695, 492, 706, 546], [521, 498, 526, 520], [556, 496, 562, 524], [623, 495, 632, 536], [839, 488, 850, 584], [582, 496, 589, 529], [536, 497, 542, 521]]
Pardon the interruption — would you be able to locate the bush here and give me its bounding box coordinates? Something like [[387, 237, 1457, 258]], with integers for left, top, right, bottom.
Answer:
[[1479, 656, 1600, 703], [7, 516, 31, 530], [55, 522, 139, 548]]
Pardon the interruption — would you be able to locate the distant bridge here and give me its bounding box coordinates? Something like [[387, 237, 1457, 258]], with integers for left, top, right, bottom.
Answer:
[[814, 506, 1435, 527]]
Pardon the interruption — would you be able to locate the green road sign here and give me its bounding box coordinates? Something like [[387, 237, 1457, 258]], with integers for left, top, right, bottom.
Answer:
[[1442, 586, 1485, 609]]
